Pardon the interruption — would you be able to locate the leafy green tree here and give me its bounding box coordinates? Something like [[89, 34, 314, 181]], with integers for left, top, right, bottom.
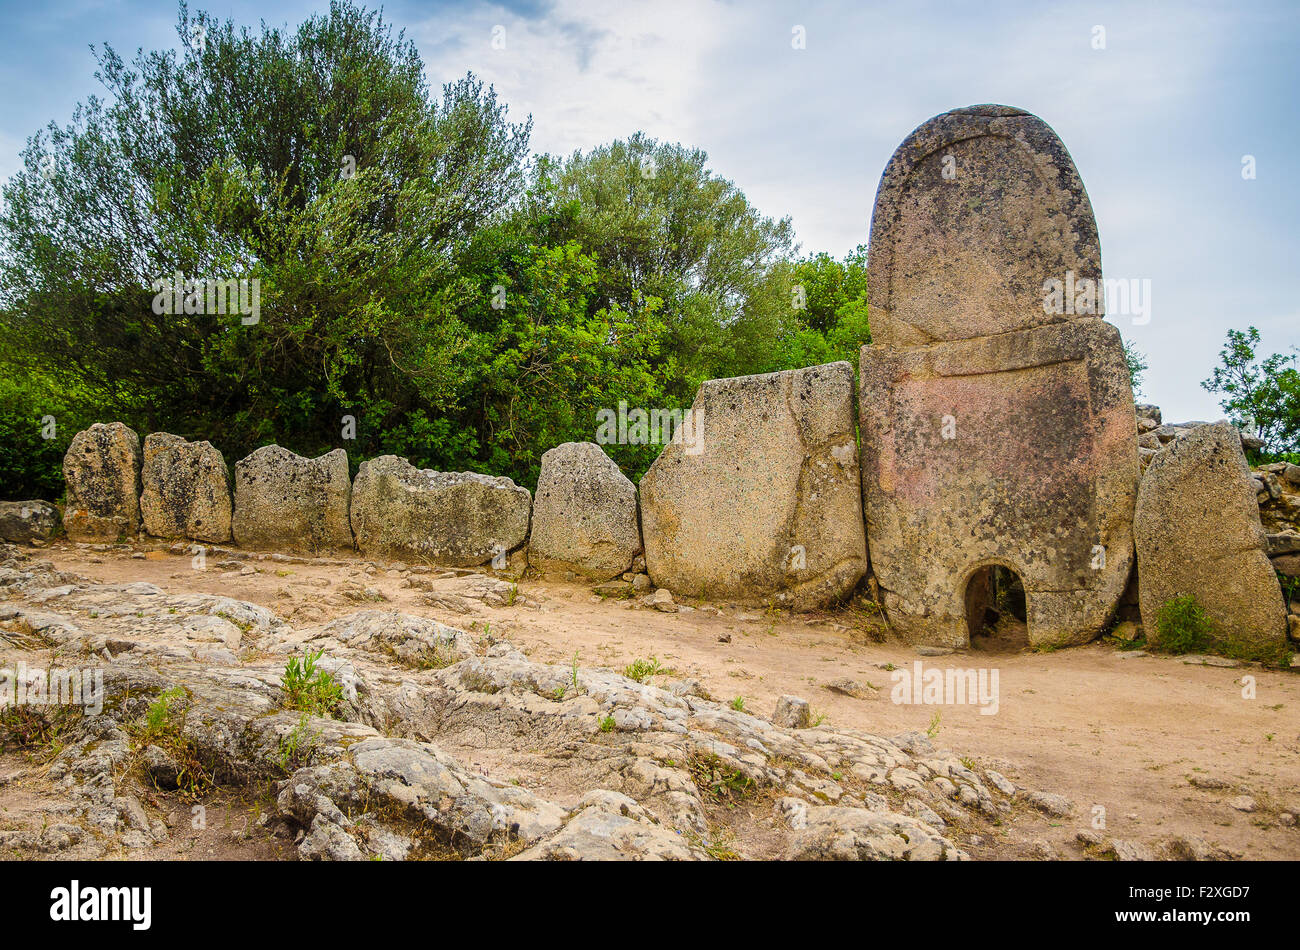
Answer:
[[541, 133, 795, 398], [777, 246, 871, 369], [0, 2, 881, 491], [0, 373, 85, 500], [1202, 326, 1300, 457], [0, 1, 529, 467]]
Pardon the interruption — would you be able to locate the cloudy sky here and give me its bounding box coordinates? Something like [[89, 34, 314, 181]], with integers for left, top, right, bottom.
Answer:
[[1, 0, 1296, 422]]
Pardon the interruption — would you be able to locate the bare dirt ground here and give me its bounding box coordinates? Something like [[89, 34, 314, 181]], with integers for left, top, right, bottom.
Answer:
[[7, 539, 1300, 860]]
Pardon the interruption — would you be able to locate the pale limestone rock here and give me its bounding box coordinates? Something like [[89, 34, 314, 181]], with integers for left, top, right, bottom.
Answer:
[[1135, 422, 1287, 652], [529, 442, 641, 580], [350, 455, 530, 566], [232, 445, 353, 554]]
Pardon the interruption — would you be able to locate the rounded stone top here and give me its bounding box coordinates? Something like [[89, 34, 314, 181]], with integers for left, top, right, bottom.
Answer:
[[950, 104, 1029, 117], [866, 105, 1102, 348]]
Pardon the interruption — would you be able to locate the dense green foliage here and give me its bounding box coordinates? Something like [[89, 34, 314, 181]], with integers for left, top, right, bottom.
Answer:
[[0, 2, 872, 499], [0, 369, 88, 501], [1203, 326, 1300, 462]]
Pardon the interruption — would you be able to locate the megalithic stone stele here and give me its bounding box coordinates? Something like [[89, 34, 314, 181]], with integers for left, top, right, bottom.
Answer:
[[859, 104, 1139, 648]]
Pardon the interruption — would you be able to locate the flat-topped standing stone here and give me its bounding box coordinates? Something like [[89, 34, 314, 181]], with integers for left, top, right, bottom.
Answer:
[[139, 433, 232, 542], [1135, 422, 1287, 651], [639, 361, 868, 609], [859, 105, 1139, 649], [529, 442, 642, 580], [232, 446, 354, 554], [63, 422, 142, 542], [350, 455, 531, 566]]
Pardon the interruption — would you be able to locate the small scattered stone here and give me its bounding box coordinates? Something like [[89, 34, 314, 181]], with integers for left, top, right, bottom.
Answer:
[[824, 677, 874, 699], [1022, 790, 1073, 818], [915, 646, 953, 657], [1102, 838, 1156, 861], [772, 695, 811, 730], [1180, 655, 1242, 668], [650, 588, 677, 613], [984, 770, 1016, 796], [1031, 838, 1059, 861]]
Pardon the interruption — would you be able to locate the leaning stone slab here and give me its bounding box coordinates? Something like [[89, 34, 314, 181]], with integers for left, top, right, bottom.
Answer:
[[350, 455, 530, 566], [0, 500, 59, 542], [140, 433, 232, 542], [639, 361, 868, 609], [528, 442, 641, 580], [859, 105, 1139, 649], [1135, 422, 1287, 651], [232, 446, 353, 554], [62, 423, 142, 541]]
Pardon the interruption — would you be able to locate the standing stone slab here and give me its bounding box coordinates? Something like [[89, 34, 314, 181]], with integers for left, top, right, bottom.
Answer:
[[140, 433, 232, 542], [529, 442, 642, 580], [63, 423, 142, 542], [0, 500, 60, 543], [232, 446, 353, 554], [350, 456, 531, 566], [1135, 422, 1287, 651], [639, 361, 868, 609], [859, 105, 1138, 649]]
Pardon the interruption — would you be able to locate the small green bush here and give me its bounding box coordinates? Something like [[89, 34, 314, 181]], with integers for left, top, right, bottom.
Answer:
[[622, 657, 666, 683], [1154, 595, 1214, 654], [1154, 593, 1293, 668], [282, 649, 345, 717]]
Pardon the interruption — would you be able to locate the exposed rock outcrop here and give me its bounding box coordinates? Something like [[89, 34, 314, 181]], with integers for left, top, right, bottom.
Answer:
[[0, 557, 1038, 862]]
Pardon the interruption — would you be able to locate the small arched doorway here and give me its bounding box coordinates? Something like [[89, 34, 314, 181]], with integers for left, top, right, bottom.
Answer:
[[964, 563, 1029, 652]]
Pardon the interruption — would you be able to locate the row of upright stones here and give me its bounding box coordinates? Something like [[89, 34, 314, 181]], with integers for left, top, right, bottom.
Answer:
[[10, 102, 1294, 655], [51, 422, 643, 578]]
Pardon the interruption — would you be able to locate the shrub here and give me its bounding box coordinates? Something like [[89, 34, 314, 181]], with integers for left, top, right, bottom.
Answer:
[[1154, 595, 1214, 654], [622, 656, 666, 683], [0, 376, 74, 501], [282, 649, 345, 717]]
